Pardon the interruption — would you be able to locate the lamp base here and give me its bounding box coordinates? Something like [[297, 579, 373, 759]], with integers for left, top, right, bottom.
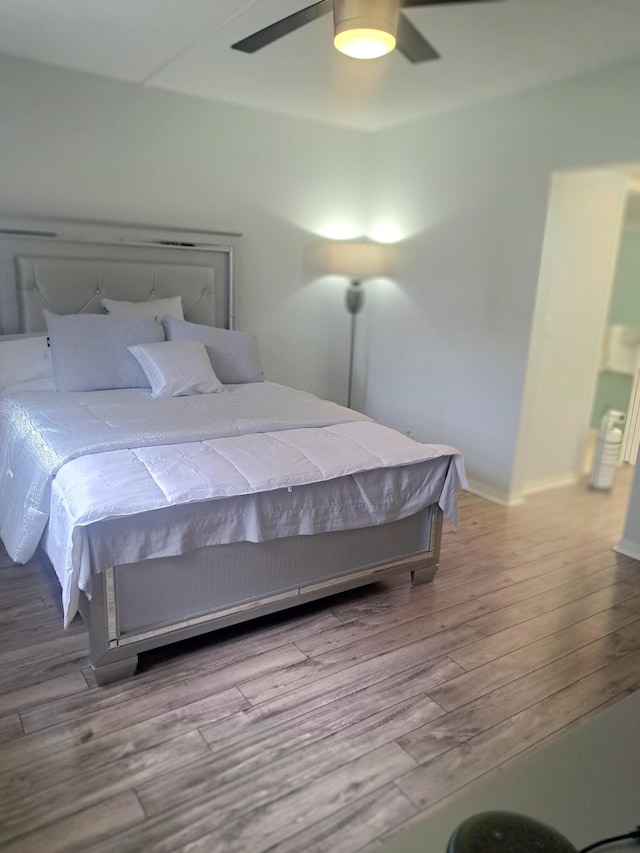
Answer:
[[447, 812, 578, 852], [346, 279, 364, 314]]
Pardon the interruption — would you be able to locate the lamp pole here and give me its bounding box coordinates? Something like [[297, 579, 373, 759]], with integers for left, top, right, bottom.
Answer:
[[346, 279, 364, 408]]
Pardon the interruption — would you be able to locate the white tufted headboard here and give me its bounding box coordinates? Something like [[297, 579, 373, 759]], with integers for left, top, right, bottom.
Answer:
[[0, 218, 239, 334], [16, 256, 216, 333]]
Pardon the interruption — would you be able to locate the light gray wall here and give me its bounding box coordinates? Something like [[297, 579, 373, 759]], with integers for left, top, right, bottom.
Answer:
[[0, 54, 369, 400], [618, 464, 640, 562], [366, 57, 640, 499], [3, 51, 640, 499]]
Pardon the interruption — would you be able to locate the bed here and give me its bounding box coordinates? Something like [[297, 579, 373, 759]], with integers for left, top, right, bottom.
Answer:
[[0, 231, 465, 686]]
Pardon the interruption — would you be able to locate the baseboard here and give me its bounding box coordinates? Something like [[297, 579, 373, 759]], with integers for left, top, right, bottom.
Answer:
[[613, 538, 640, 562], [521, 472, 581, 497], [465, 478, 525, 507]]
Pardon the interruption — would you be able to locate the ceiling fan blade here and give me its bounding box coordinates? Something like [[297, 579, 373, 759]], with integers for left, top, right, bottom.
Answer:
[[232, 0, 333, 53], [401, 0, 504, 6], [396, 12, 440, 62]]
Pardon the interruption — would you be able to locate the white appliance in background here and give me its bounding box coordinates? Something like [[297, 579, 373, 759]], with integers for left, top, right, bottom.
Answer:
[[590, 409, 626, 489]]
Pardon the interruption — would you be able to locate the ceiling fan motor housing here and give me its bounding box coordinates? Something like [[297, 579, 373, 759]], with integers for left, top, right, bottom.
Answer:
[[333, 0, 401, 42]]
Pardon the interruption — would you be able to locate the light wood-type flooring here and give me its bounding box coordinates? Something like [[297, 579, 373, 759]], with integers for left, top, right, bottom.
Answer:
[[1, 468, 639, 851]]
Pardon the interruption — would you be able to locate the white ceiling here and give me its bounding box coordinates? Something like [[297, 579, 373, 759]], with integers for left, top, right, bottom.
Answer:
[[1, 0, 639, 130]]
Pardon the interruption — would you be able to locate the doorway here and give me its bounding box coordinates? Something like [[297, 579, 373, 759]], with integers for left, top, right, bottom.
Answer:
[[511, 167, 640, 502], [588, 194, 640, 470]]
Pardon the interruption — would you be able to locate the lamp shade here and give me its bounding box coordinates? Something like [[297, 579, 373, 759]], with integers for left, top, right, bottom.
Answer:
[[315, 239, 394, 280], [333, 0, 399, 59]]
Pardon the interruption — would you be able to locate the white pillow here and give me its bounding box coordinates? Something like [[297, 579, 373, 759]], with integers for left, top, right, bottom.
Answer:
[[0, 334, 53, 391], [102, 295, 184, 321], [128, 340, 224, 398], [0, 377, 56, 398]]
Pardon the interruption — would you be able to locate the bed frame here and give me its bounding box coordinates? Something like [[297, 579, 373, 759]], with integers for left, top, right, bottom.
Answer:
[[80, 507, 443, 685], [1, 220, 447, 685]]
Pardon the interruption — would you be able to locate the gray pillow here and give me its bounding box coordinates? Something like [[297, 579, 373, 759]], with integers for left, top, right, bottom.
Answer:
[[162, 318, 263, 384], [44, 310, 165, 392]]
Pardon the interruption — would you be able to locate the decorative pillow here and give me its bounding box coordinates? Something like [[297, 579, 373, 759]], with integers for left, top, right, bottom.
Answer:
[[102, 295, 184, 321], [162, 318, 263, 384], [128, 339, 225, 398], [0, 334, 53, 390], [44, 311, 165, 392]]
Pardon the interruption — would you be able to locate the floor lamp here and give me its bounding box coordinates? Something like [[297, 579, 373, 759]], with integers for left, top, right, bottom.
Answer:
[[319, 240, 393, 408]]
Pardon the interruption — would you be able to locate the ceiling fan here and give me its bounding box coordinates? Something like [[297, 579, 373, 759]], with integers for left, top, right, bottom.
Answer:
[[232, 0, 504, 63]]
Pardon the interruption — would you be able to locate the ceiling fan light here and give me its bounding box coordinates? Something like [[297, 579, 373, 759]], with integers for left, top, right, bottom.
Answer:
[[334, 28, 396, 59], [333, 0, 399, 60]]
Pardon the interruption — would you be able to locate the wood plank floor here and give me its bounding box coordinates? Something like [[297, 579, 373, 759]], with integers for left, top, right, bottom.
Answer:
[[1, 469, 639, 852]]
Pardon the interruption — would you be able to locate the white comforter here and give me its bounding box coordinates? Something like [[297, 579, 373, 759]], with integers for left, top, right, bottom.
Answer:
[[48, 420, 463, 626], [0, 382, 366, 563], [0, 381, 465, 626]]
